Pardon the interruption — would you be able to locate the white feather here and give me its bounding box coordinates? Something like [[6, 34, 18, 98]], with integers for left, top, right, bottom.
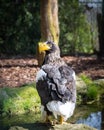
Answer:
[[46, 101, 75, 121], [36, 69, 47, 82], [72, 71, 76, 80]]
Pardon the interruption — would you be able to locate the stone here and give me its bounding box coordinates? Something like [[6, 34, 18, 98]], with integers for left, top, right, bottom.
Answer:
[[8, 123, 97, 130], [76, 76, 87, 94], [94, 79, 104, 87]]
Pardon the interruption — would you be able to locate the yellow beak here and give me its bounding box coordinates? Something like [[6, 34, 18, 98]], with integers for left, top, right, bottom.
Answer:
[[38, 42, 50, 53]]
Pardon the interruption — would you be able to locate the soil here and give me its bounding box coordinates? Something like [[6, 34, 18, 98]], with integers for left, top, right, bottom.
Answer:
[[0, 55, 104, 88]]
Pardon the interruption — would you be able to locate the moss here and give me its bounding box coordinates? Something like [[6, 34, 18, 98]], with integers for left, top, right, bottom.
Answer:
[[80, 74, 92, 85], [79, 74, 100, 101], [87, 85, 98, 100], [0, 84, 40, 116]]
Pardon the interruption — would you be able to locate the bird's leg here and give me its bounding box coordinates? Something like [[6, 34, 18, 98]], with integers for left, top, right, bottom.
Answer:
[[59, 116, 68, 124], [59, 116, 64, 124], [45, 114, 50, 123], [45, 114, 58, 125], [45, 114, 53, 124]]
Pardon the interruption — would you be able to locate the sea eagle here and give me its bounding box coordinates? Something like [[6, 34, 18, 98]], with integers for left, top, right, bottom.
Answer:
[[36, 41, 76, 124]]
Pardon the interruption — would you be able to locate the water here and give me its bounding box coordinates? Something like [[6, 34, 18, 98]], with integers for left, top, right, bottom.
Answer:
[[0, 103, 104, 130], [69, 103, 104, 130], [76, 111, 101, 130]]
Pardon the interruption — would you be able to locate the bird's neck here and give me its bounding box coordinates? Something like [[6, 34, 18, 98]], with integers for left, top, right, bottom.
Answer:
[[43, 51, 61, 65]]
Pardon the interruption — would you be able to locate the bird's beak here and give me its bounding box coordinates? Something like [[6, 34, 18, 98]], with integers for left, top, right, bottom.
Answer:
[[38, 42, 50, 53]]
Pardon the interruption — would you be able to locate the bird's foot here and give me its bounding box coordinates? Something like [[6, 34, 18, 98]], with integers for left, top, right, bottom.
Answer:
[[59, 115, 64, 124], [44, 115, 56, 125], [61, 121, 69, 125], [59, 116, 70, 125]]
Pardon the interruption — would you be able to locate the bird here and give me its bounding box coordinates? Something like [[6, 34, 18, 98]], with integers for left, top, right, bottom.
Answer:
[[36, 41, 76, 124]]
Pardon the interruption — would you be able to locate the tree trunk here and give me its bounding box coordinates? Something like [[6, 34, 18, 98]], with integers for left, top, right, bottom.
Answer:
[[37, 0, 59, 66], [97, 0, 104, 59], [40, 0, 59, 44]]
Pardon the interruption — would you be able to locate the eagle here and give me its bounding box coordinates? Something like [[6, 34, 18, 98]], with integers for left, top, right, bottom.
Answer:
[[36, 41, 76, 124]]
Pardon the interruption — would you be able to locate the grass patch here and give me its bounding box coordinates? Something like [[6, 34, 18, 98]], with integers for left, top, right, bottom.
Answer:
[[79, 74, 99, 101], [0, 84, 40, 116]]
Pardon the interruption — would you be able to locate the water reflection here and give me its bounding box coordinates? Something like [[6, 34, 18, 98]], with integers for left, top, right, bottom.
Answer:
[[76, 111, 101, 130]]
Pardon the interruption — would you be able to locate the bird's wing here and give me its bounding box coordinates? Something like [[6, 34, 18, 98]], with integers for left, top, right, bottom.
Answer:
[[41, 64, 76, 103]]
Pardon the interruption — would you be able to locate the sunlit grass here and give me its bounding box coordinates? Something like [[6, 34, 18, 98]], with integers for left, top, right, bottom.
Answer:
[[0, 83, 40, 116], [79, 74, 99, 101]]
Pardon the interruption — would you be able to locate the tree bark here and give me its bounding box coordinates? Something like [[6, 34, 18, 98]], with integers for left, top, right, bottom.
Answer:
[[40, 0, 59, 44], [97, 0, 104, 59], [37, 0, 59, 66]]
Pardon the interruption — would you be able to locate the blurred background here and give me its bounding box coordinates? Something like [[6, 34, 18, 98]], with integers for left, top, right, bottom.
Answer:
[[0, 0, 103, 57]]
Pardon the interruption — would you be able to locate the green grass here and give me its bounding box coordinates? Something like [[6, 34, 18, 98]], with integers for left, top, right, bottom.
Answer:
[[79, 74, 99, 101], [0, 83, 40, 116]]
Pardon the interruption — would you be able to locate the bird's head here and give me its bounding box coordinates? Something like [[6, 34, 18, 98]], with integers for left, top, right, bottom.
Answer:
[[38, 41, 58, 54], [38, 41, 60, 64]]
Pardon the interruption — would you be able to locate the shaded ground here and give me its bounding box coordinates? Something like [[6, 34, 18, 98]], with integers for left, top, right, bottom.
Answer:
[[0, 56, 104, 87], [8, 123, 97, 130]]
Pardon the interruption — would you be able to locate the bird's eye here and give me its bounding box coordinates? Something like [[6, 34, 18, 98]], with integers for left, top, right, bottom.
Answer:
[[46, 41, 53, 48], [48, 43, 52, 48]]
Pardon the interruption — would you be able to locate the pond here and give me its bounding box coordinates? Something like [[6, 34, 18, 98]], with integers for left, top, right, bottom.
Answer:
[[0, 102, 104, 130], [74, 104, 104, 130], [76, 111, 101, 129]]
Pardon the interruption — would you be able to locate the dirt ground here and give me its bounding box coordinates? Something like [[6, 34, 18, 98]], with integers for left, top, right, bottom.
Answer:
[[0, 56, 104, 87]]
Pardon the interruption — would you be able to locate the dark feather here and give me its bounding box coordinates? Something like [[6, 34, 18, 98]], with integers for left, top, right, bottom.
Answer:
[[36, 63, 76, 110], [36, 41, 76, 117]]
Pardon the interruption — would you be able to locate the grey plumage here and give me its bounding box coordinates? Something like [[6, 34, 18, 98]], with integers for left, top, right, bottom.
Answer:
[[42, 64, 76, 103]]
